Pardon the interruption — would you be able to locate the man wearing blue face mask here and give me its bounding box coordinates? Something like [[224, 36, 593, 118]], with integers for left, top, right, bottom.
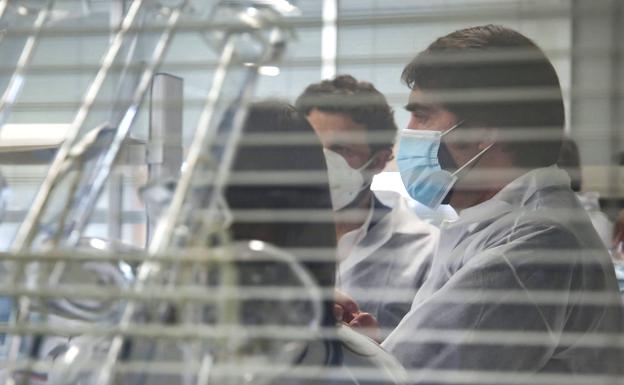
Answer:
[[382, 25, 624, 383], [296, 75, 438, 335]]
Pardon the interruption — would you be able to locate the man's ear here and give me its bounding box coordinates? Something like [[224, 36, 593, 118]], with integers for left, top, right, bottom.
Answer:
[[370, 148, 393, 172]]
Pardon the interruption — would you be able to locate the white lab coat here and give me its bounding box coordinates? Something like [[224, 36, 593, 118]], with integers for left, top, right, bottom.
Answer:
[[382, 167, 624, 384], [338, 194, 438, 332]]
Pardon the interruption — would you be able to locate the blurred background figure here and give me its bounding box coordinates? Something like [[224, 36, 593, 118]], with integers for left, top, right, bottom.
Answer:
[[557, 137, 614, 248], [614, 209, 624, 261], [613, 152, 624, 263], [225, 99, 407, 384], [611, 152, 624, 295], [557, 137, 624, 297], [226, 100, 337, 325], [614, 209, 624, 296]]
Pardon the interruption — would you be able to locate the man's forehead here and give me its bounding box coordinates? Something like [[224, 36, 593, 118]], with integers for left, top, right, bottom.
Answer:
[[307, 109, 368, 144], [325, 126, 368, 146], [308, 110, 365, 131]]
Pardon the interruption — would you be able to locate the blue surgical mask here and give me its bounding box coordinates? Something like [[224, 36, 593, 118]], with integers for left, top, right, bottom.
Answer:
[[397, 122, 492, 209]]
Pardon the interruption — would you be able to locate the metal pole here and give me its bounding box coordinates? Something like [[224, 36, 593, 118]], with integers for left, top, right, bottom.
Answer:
[[0, 0, 54, 128], [108, 171, 123, 241], [65, 7, 186, 247], [321, 0, 338, 80], [148, 40, 237, 254], [146, 73, 184, 244], [10, 0, 148, 252]]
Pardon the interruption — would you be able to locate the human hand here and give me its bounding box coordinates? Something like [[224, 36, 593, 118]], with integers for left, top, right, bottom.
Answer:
[[334, 290, 380, 343]]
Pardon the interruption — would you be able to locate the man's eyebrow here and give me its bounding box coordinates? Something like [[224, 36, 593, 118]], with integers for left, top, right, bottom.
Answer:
[[404, 102, 431, 113]]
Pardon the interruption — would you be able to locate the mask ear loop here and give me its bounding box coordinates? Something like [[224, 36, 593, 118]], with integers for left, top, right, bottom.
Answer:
[[354, 152, 382, 193], [451, 142, 495, 177], [438, 120, 494, 177], [440, 120, 465, 137], [357, 154, 377, 172]]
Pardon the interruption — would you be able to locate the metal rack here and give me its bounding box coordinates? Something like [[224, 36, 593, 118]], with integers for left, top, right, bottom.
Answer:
[[0, 1, 408, 384]]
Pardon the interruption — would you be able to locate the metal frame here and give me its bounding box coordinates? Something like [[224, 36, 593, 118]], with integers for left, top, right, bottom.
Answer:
[[0, 0, 54, 128], [4, 2, 189, 381]]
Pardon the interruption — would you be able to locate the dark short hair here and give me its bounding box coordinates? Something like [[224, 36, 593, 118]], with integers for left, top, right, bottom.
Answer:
[[402, 24, 564, 168], [226, 100, 336, 325], [295, 75, 397, 153]]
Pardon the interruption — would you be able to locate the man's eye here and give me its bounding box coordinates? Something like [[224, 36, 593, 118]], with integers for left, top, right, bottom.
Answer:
[[410, 112, 429, 125], [339, 148, 355, 158], [332, 145, 347, 154], [412, 112, 427, 120]]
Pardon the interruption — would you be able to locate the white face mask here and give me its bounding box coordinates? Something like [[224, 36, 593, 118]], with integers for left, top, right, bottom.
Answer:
[[323, 148, 375, 210]]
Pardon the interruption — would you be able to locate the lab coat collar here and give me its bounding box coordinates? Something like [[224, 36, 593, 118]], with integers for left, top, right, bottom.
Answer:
[[366, 194, 432, 244], [337, 194, 389, 261], [435, 167, 570, 257], [336, 207, 373, 262], [369, 194, 392, 231], [490, 166, 570, 207], [446, 167, 570, 231], [339, 194, 433, 275]]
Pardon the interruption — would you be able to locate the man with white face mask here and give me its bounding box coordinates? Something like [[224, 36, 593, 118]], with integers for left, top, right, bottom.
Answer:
[[381, 25, 624, 383], [296, 75, 438, 334]]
